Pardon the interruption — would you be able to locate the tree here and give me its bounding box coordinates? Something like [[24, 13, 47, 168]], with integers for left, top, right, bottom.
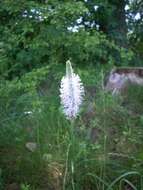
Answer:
[[127, 0, 143, 62], [80, 0, 127, 47], [0, 0, 138, 80]]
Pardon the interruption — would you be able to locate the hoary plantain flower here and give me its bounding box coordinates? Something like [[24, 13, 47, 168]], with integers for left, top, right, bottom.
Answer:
[[60, 60, 84, 120]]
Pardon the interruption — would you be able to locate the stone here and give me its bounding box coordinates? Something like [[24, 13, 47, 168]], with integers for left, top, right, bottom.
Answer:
[[25, 142, 37, 152], [105, 67, 143, 95], [6, 183, 20, 190]]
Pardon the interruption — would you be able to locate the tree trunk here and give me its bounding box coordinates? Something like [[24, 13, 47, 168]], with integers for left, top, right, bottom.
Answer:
[[99, 0, 128, 47]]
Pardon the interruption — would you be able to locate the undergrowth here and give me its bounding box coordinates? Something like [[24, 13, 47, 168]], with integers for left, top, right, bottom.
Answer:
[[0, 66, 143, 190]]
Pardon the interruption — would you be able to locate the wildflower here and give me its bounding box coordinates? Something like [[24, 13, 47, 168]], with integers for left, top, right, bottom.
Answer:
[[60, 60, 84, 120]]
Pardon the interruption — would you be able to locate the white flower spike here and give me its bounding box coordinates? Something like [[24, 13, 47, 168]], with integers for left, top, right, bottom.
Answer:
[[60, 60, 84, 120]]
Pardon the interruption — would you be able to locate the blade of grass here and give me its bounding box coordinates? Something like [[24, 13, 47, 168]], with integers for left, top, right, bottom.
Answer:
[[121, 179, 138, 190], [107, 171, 140, 190], [85, 172, 110, 189]]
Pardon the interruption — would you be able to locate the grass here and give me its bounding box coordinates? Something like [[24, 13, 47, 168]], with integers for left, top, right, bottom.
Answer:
[[0, 68, 143, 189]]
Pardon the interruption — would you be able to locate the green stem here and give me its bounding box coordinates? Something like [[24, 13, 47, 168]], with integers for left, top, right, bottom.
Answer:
[[36, 122, 42, 161], [101, 70, 107, 190], [70, 120, 75, 190], [63, 144, 71, 190]]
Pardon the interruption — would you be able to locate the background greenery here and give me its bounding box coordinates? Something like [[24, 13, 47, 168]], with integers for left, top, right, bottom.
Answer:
[[0, 0, 143, 189]]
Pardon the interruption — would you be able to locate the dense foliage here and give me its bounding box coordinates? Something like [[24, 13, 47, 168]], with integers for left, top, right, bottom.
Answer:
[[1, 0, 142, 80]]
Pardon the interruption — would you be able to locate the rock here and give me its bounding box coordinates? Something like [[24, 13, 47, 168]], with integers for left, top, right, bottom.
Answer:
[[6, 183, 20, 190], [25, 142, 37, 152], [105, 67, 143, 95]]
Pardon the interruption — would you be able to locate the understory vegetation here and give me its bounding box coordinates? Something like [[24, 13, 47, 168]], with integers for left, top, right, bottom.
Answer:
[[1, 66, 143, 190]]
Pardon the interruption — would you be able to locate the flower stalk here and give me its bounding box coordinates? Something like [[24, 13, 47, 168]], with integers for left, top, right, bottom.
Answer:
[[60, 60, 84, 120]]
